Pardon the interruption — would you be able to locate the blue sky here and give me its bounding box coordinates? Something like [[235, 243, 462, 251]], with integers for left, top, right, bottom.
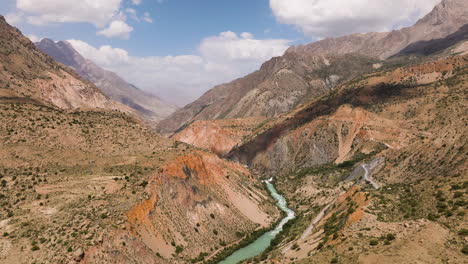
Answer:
[[1, 0, 441, 105], [1, 0, 306, 57]]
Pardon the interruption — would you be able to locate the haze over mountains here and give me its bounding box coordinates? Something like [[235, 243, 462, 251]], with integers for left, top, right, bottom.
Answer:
[[36, 39, 177, 126], [0, 17, 130, 113], [158, 0, 468, 134]]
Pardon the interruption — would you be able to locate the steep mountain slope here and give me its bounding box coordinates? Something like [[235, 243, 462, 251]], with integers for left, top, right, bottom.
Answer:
[[0, 16, 128, 113], [36, 39, 177, 126], [0, 18, 277, 264], [227, 53, 468, 263], [172, 117, 266, 156], [158, 0, 468, 134], [288, 0, 468, 59], [158, 52, 379, 134]]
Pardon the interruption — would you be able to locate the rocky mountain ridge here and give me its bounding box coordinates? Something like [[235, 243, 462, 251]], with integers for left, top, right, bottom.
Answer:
[[36, 39, 177, 126], [287, 0, 468, 59], [158, 0, 468, 134], [0, 16, 129, 113]]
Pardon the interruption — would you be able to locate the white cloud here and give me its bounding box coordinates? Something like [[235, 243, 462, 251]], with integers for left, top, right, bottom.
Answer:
[[125, 8, 139, 21], [26, 34, 42, 42], [68, 32, 291, 105], [199, 31, 290, 63], [97, 20, 133, 39], [143, 12, 153, 23], [4, 12, 24, 26], [269, 0, 441, 38], [17, 0, 123, 27], [131, 0, 142, 5]]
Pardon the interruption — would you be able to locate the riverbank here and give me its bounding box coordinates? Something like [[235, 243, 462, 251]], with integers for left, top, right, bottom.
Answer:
[[211, 180, 295, 264]]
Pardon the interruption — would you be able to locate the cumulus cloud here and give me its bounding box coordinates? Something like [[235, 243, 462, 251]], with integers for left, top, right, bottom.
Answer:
[[68, 32, 291, 105], [97, 20, 133, 39], [17, 0, 122, 27], [269, 0, 441, 38], [200, 31, 290, 63]]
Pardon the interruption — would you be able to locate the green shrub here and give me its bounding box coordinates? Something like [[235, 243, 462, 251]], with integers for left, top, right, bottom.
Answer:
[[458, 229, 468, 236], [462, 245, 468, 255], [175, 246, 183, 254], [369, 239, 378, 246]]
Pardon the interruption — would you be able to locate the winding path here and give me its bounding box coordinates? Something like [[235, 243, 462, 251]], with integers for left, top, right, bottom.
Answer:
[[362, 164, 380, 189], [300, 203, 332, 240]]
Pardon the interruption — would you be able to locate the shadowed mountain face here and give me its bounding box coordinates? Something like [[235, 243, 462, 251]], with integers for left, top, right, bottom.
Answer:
[[158, 52, 380, 134], [287, 0, 468, 59], [158, 0, 468, 134], [397, 24, 468, 57], [36, 39, 177, 126]]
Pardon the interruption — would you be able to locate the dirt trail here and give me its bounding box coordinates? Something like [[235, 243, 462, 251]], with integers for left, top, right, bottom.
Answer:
[[300, 203, 333, 240], [362, 164, 380, 189]]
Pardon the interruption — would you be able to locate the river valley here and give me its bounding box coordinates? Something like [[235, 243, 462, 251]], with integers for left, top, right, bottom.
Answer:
[[218, 179, 295, 264]]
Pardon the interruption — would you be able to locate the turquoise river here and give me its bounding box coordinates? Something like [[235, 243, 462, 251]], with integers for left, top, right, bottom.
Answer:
[[218, 178, 296, 264]]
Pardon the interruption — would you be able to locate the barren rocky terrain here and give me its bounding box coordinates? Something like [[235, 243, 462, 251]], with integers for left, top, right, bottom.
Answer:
[[0, 17, 278, 264], [226, 52, 468, 264]]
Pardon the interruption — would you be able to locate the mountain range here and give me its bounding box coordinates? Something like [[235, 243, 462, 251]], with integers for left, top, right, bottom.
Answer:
[[0, 15, 276, 264], [0, 0, 467, 263], [35, 39, 177, 127], [158, 0, 468, 134]]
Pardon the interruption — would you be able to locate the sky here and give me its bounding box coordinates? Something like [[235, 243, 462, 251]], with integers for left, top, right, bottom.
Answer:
[[1, 0, 441, 106]]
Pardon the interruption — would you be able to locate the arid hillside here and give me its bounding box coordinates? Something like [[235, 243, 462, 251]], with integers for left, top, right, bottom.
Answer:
[[0, 17, 129, 113], [227, 53, 468, 263], [0, 18, 278, 264], [172, 117, 266, 156]]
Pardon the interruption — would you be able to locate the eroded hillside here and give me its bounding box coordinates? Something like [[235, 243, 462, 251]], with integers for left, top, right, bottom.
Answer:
[[0, 18, 278, 264], [172, 117, 266, 156], [228, 54, 468, 263]]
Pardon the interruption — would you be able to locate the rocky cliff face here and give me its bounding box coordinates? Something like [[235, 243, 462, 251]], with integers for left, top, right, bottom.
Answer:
[[82, 151, 277, 263], [0, 16, 129, 113], [158, 0, 468, 134], [36, 39, 177, 126], [172, 117, 265, 156]]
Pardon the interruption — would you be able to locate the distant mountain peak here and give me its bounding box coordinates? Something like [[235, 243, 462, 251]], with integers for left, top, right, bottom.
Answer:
[[0, 17, 129, 112], [36, 38, 177, 126], [158, 0, 468, 134]]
